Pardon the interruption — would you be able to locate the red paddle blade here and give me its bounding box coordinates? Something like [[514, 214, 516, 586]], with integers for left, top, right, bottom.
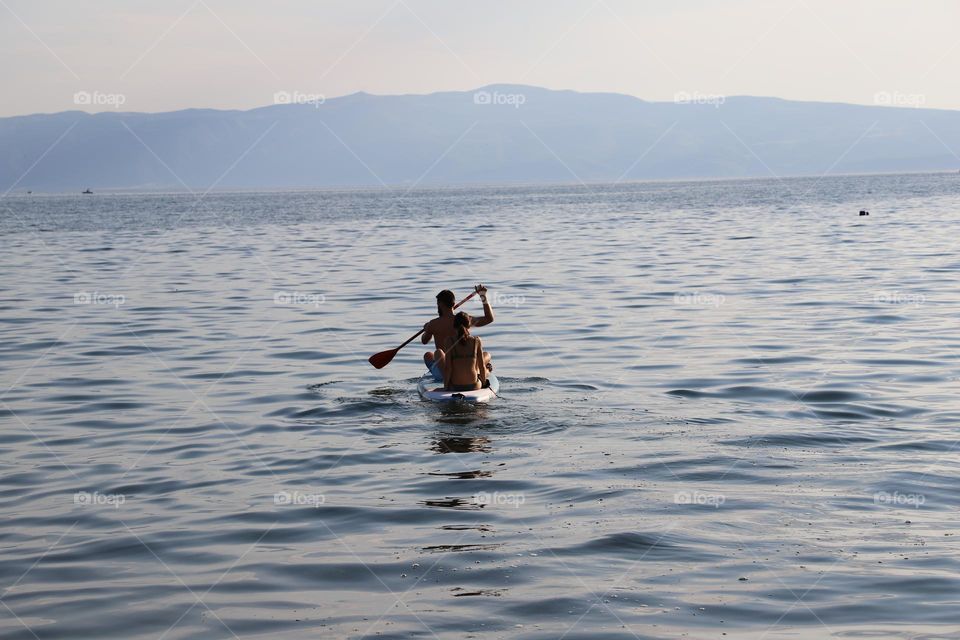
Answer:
[[368, 348, 398, 369]]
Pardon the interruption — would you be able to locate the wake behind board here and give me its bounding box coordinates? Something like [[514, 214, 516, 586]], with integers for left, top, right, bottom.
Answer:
[[417, 373, 500, 403]]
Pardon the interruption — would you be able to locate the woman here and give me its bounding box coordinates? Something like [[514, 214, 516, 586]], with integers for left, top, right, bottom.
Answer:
[[443, 312, 488, 392]]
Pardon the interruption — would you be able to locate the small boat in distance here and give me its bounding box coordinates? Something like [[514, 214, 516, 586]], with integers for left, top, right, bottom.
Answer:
[[82, 188, 93, 194]]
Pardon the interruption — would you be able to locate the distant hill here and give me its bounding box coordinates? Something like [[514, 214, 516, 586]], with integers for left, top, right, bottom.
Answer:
[[3, 85, 960, 191]]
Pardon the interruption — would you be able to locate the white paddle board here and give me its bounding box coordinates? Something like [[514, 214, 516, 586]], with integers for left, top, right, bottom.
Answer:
[[417, 373, 499, 403]]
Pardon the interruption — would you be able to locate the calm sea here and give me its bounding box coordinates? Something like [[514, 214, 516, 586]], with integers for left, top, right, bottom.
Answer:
[[2, 173, 960, 639]]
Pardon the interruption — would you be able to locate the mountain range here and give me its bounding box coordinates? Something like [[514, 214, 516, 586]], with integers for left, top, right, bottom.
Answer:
[[3, 84, 960, 191]]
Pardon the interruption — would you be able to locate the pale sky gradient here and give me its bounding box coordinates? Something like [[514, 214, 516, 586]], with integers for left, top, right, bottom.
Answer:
[[2, 0, 958, 117]]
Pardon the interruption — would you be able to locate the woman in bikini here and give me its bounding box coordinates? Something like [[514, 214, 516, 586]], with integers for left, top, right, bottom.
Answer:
[[443, 312, 488, 392]]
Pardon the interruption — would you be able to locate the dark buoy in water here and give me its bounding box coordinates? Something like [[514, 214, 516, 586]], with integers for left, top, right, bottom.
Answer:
[[859, 210, 869, 216]]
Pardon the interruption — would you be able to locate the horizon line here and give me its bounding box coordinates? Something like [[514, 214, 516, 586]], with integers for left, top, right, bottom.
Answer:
[[8, 169, 958, 196]]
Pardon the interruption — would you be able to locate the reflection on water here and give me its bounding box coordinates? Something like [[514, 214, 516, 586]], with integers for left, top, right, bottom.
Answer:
[[418, 497, 483, 510], [432, 435, 494, 455], [3, 174, 960, 638], [428, 470, 494, 479]]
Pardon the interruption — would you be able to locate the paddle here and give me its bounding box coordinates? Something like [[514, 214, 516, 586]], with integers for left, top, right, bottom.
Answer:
[[368, 291, 478, 369]]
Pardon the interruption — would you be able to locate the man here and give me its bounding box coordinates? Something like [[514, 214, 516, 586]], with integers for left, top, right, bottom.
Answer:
[[422, 284, 494, 382]]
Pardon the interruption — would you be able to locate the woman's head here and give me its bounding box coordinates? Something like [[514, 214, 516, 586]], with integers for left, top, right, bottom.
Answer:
[[454, 312, 472, 338]]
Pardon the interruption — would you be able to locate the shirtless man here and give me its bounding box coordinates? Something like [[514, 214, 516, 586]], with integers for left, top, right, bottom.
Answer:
[[422, 284, 494, 382]]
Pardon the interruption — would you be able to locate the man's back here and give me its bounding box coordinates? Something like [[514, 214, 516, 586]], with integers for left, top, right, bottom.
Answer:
[[426, 314, 455, 352]]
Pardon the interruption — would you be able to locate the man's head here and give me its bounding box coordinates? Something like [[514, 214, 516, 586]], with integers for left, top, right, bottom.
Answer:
[[436, 289, 455, 314]]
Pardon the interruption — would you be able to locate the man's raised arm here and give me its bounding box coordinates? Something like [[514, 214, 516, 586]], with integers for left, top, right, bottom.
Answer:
[[471, 284, 495, 327]]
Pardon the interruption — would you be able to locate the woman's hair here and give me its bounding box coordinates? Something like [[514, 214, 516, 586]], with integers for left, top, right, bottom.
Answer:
[[454, 312, 472, 341]]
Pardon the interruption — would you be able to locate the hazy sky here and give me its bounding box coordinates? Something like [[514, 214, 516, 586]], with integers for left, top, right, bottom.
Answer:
[[2, 0, 958, 117]]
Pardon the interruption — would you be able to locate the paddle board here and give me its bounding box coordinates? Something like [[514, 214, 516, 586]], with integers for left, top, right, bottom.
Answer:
[[418, 373, 499, 403]]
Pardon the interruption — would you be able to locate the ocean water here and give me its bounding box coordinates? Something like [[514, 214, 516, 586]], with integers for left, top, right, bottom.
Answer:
[[2, 173, 960, 639]]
